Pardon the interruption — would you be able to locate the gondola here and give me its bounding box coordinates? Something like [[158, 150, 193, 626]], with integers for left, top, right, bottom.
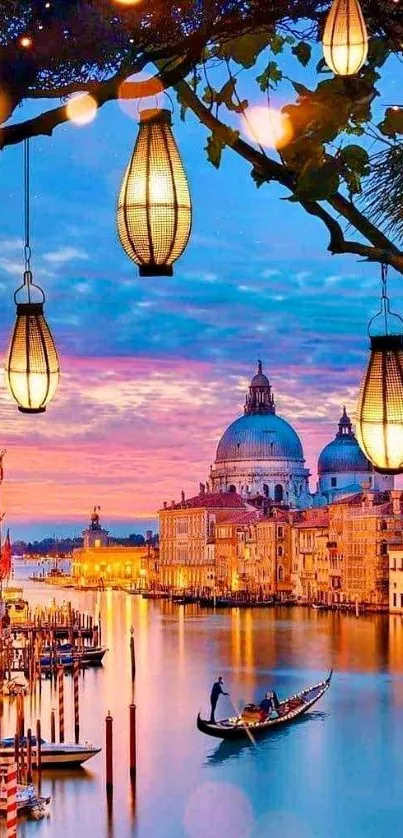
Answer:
[[197, 671, 332, 740]]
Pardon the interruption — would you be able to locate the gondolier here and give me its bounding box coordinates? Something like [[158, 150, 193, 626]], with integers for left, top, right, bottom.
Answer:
[[198, 671, 333, 740], [210, 676, 229, 723]]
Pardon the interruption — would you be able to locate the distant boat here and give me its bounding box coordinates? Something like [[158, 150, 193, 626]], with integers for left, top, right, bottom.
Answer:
[[0, 737, 100, 767], [197, 671, 332, 740], [40, 644, 107, 669]]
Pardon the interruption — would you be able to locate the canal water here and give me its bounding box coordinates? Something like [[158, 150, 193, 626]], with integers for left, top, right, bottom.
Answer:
[[4, 569, 403, 838]]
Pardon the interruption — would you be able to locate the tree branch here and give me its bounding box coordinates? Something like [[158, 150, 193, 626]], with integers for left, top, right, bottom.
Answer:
[[175, 79, 403, 274], [0, 55, 198, 150]]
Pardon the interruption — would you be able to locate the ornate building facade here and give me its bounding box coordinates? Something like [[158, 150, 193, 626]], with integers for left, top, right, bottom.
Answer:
[[157, 361, 401, 609], [209, 362, 311, 507]]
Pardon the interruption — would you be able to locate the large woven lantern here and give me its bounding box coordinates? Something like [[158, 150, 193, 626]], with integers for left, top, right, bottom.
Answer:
[[323, 0, 368, 76], [117, 108, 192, 277], [356, 269, 403, 474], [5, 271, 60, 414]]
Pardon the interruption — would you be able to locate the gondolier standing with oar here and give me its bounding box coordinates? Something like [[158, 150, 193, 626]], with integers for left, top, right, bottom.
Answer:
[[210, 676, 229, 723]]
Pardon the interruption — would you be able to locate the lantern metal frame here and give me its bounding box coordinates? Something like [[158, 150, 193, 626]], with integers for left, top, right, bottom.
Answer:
[[4, 139, 60, 414], [356, 264, 403, 475], [117, 107, 192, 278]]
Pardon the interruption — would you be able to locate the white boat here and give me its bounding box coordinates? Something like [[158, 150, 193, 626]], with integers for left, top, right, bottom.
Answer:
[[0, 738, 101, 767]]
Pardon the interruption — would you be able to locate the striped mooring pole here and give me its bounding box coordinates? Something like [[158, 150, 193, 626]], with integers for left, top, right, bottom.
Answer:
[[73, 661, 80, 744], [58, 667, 65, 743], [6, 762, 17, 838]]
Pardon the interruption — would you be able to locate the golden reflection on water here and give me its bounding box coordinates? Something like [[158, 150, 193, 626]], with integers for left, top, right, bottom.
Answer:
[[8, 577, 403, 838]]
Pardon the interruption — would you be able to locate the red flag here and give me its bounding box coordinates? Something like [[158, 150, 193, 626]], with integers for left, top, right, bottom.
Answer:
[[0, 531, 11, 581]]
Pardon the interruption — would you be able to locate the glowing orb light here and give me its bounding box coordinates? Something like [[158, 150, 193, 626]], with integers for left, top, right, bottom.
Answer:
[[66, 93, 98, 126], [241, 106, 293, 150]]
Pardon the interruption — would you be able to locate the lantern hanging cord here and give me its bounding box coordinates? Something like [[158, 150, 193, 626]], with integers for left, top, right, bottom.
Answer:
[[381, 262, 388, 334], [23, 138, 32, 275]]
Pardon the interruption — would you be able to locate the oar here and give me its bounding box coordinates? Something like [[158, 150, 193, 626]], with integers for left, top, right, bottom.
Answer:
[[228, 696, 257, 747]]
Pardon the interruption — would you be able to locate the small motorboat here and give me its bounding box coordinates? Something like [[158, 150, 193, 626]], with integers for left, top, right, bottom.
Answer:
[[0, 737, 101, 767], [197, 671, 332, 740]]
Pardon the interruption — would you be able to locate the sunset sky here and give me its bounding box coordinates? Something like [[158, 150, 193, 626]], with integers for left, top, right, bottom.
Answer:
[[0, 52, 400, 539]]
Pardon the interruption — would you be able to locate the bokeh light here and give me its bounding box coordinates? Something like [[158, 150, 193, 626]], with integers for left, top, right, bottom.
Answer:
[[184, 782, 254, 838], [118, 71, 164, 120], [113, 0, 142, 5], [66, 93, 98, 127], [19, 35, 33, 48], [241, 106, 293, 150]]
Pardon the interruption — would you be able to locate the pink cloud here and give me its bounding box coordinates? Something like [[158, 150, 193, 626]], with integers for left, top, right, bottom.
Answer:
[[0, 354, 381, 527]]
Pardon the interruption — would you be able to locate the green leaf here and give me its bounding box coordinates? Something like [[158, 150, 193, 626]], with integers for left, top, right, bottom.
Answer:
[[205, 133, 225, 168], [222, 31, 268, 68], [256, 61, 282, 91], [217, 79, 248, 113], [295, 165, 340, 200], [251, 168, 267, 188], [268, 32, 286, 55], [292, 41, 312, 67], [339, 144, 370, 175], [378, 107, 403, 138], [367, 37, 389, 68], [205, 127, 239, 168], [291, 80, 310, 97]]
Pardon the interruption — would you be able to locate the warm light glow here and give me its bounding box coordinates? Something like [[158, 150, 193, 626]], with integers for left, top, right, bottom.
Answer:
[[113, 0, 141, 4], [19, 35, 33, 49], [5, 302, 60, 414], [356, 335, 403, 474], [241, 106, 293, 149], [323, 0, 368, 75], [117, 108, 192, 276], [117, 72, 164, 121], [66, 93, 98, 126]]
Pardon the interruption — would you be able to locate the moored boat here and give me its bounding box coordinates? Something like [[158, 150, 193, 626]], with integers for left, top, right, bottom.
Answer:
[[0, 737, 101, 767], [197, 671, 332, 740], [40, 644, 107, 670]]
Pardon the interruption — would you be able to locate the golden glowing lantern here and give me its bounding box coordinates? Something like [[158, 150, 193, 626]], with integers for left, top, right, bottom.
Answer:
[[323, 0, 368, 76], [356, 272, 403, 474], [117, 108, 192, 277], [5, 271, 60, 414]]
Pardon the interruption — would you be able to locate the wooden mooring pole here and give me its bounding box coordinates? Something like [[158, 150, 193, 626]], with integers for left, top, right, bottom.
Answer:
[[105, 712, 113, 793], [129, 703, 136, 779], [73, 661, 80, 744], [58, 666, 65, 743], [26, 728, 33, 784], [130, 628, 136, 681]]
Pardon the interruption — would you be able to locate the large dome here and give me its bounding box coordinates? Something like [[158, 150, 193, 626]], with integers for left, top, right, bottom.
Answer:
[[318, 407, 371, 475], [216, 413, 304, 463]]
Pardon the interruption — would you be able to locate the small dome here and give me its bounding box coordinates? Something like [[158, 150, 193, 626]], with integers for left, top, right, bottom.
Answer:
[[318, 436, 371, 475], [216, 413, 304, 463], [250, 359, 270, 389], [318, 408, 371, 475]]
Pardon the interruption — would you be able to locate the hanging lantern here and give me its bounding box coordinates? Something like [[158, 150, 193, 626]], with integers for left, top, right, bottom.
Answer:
[[323, 0, 368, 76], [117, 108, 192, 277], [5, 271, 60, 414], [356, 267, 403, 474]]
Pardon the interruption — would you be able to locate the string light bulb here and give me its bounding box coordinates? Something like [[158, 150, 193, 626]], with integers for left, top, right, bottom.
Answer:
[[117, 108, 192, 277], [323, 0, 368, 76], [356, 265, 403, 474]]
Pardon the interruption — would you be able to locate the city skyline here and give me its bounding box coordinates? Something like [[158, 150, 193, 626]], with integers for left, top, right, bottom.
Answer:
[[0, 57, 400, 538]]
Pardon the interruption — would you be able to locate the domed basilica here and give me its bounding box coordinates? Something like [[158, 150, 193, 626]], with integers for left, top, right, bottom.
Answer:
[[209, 362, 393, 508]]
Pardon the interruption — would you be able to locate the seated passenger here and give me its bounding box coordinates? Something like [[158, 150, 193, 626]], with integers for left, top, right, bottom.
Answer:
[[259, 692, 273, 714]]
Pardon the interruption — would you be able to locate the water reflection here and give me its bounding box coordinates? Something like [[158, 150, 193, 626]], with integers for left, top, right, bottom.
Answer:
[[9, 569, 403, 838]]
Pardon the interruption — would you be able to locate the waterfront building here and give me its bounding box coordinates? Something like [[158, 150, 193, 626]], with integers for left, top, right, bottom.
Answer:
[[159, 487, 248, 590], [209, 362, 311, 507], [389, 547, 403, 612], [73, 509, 157, 587], [157, 360, 402, 609]]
